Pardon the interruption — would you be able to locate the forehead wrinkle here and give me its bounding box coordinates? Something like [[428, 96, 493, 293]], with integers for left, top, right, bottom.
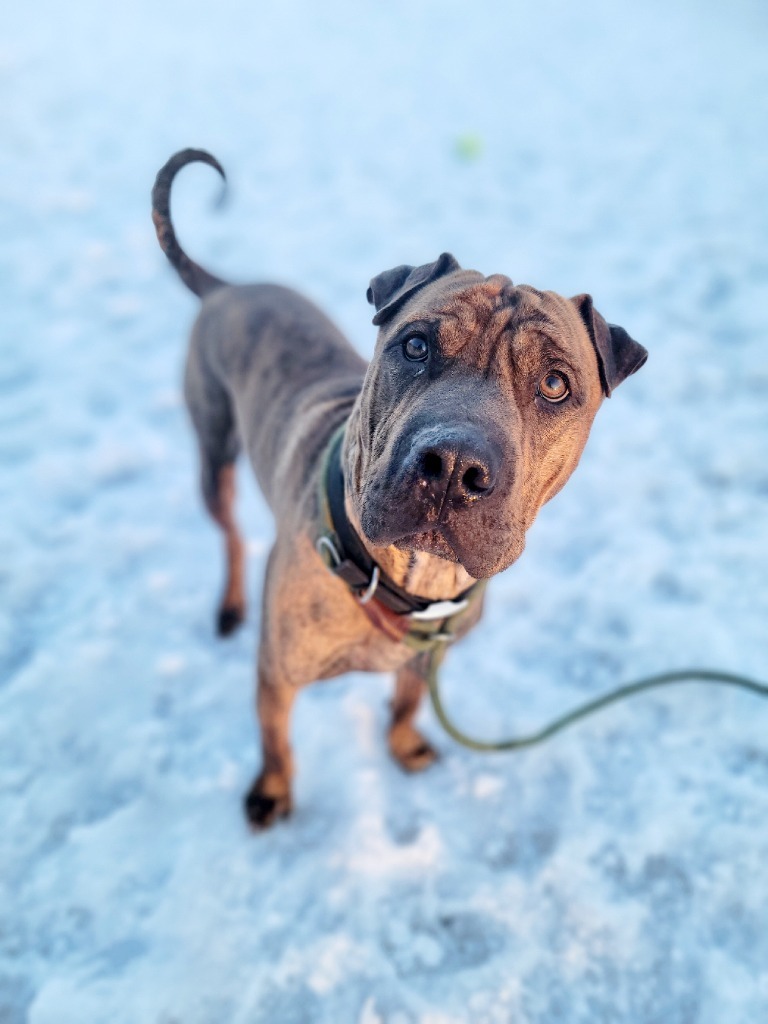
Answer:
[[435, 303, 483, 355], [435, 284, 571, 363], [506, 311, 557, 340], [506, 310, 580, 368], [436, 288, 523, 357]]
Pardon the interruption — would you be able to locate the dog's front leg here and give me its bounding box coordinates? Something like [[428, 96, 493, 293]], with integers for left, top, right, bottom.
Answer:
[[389, 651, 439, 772], [244, 666, 298, 829]]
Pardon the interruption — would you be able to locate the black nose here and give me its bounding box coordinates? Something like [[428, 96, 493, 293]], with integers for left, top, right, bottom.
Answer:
[[411, 430, 499, 506]]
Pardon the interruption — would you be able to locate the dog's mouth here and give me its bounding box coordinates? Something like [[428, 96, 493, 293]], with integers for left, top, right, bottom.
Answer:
[[386, 518, 520, 580], [357, 480, 520, 579], [392, 527, 460, 563]]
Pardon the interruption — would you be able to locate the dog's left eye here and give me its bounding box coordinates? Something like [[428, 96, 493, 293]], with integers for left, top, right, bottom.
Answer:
[[403, 335, 429, 362], [537, 371, 570, 403]]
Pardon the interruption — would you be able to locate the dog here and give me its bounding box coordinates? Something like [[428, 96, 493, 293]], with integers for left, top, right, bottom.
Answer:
[[152, 149, 647, 829]]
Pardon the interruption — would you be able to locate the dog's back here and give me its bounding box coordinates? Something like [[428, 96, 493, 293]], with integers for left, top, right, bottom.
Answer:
[[186, 281, 365, 509], [152, 150, 366, 510]]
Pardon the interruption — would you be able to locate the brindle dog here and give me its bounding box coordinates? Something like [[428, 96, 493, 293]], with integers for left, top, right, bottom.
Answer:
[[152, 149, 647, 829]]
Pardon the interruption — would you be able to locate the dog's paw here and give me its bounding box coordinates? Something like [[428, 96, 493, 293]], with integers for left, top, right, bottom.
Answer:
[[389, 724, 439, 773], [244, 777, 292, 830], [217, 603, 245, 637]]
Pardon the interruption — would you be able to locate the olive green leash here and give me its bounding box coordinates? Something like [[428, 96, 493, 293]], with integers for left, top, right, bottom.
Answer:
[[314, 423, 768, 752], [426, 645, 768, 752]]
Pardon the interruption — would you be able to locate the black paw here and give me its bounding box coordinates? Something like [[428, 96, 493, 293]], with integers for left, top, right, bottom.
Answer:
[[244, 782, 292, 830], [217, 604, 244, 637]]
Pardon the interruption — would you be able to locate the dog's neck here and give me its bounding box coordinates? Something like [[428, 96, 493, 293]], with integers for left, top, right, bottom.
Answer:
[[343, 497, 475, 601]]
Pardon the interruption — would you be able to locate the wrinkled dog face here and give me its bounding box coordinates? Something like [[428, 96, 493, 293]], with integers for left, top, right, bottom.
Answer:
[[345, 254, 647, 580]]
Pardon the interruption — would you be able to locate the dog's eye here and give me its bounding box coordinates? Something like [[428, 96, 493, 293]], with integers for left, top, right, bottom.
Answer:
[[538, 371, 570, 403], [403, 335, 429, 362]]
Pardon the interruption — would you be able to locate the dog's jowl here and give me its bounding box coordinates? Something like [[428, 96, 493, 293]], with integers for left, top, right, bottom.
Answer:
[[153, 149, 647, 829]]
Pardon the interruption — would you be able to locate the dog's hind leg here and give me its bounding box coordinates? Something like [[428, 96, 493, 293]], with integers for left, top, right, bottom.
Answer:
[[389, 652, 439, 772], [184, 350, 246, 636], [206, 461, 247, 636]]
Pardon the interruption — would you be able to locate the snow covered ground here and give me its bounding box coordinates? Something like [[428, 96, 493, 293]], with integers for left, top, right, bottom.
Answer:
[[2, 0, 768, 1020]]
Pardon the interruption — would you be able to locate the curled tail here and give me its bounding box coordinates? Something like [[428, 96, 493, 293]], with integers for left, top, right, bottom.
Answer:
[[152, 149, 229, 298]]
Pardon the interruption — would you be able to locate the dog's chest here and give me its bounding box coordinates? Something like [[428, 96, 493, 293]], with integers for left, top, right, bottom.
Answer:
[[307, 594, 422, 678]]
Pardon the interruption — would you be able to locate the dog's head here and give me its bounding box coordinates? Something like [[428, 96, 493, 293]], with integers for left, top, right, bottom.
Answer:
[[344, 253, 647, 579]]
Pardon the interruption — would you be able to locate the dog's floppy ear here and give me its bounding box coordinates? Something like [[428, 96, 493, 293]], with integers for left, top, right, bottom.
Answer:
[[367, 253, 461, 326], [571, 294, 648, 397]]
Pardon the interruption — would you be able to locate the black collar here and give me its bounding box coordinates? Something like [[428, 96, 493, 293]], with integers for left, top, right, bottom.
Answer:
[[316, 426, 479, 620]]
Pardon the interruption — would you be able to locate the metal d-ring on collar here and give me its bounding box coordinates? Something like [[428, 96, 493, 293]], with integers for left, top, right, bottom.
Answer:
[[358, 565, 380, 605], [316, 533, 342, 569]]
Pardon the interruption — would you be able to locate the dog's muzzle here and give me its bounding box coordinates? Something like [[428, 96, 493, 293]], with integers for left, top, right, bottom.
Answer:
[[404, 425, 501, 509]]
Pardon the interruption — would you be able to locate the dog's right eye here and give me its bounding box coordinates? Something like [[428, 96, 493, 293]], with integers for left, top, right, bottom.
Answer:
[[403, 335, 429, 362], [537, 371, 570, 403]]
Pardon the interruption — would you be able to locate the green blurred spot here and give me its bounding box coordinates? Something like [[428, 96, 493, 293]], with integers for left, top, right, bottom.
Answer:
[[454, 134, 483, 162]]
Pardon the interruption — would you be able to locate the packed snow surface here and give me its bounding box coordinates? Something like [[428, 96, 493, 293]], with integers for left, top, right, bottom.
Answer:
[[2, 0, 768, 1021]]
